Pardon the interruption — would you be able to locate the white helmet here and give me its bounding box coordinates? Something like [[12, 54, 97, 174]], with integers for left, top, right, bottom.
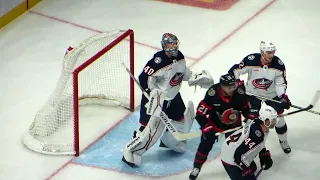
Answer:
[[259, 101, 278, 127], [260, 41, 276, 52]]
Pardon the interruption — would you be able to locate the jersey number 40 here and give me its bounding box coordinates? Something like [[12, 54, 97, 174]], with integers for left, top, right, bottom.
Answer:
[[144, 66, 154, 75]]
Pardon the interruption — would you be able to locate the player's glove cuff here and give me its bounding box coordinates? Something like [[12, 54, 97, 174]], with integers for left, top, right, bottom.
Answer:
[[279, 94, 291, 110]]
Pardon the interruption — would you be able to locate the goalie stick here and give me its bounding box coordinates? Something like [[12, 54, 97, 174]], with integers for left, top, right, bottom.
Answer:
[[121, 62, 246, 141], [246, 91, 320, 116]]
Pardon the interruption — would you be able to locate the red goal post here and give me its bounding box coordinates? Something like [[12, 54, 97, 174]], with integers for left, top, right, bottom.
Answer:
[[22, 29, 135, 156]]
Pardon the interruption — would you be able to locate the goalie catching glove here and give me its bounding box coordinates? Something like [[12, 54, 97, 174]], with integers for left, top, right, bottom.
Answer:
[[188, 70, 214, 89]]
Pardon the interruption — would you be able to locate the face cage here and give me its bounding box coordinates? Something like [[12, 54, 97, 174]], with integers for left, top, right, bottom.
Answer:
[[163, 40, 180, 57]]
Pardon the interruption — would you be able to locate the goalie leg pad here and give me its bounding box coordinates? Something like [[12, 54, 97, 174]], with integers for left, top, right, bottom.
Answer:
[[146, 89, 167, 117], [160, 101, 195, 153], [123, 116, 165, 165], [160, 129, 187, 153]]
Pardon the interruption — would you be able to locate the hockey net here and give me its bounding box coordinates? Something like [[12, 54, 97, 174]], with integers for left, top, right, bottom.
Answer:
[[22, 29, 134, 156]]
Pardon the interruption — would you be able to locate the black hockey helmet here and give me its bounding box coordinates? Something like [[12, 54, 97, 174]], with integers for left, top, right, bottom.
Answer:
[[219, 74, 236, 86]]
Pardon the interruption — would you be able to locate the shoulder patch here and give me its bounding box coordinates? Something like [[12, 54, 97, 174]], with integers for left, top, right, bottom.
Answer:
[[237, 88, 244, 94], [278, 59, 284, 65], [154, 57, 162, 64], [255, 130, 262, 137], [208, 88, 215, 96], [248, 55, 255, 60]]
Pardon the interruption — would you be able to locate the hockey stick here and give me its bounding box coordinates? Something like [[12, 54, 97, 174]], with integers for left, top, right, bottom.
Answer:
[[174, 126, 242, 140], [246, 91, 320, 116], [255, 168, 263, 178]]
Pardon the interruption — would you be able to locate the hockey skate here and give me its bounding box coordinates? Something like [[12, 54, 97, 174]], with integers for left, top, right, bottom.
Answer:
[[189, 165, 201, 180], [122, 156, 135, 167], [122, 150, 141, 167], [122, 144, 142, 168], [159, 140, 168, 148], [279, 140, 291, 154]]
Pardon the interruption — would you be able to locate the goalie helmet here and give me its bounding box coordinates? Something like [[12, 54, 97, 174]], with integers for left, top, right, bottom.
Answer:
[[258, 101, 279, 127], [260, 41, 276, 52], [219, 74, 236, 86], [161, 33, 180, 57]]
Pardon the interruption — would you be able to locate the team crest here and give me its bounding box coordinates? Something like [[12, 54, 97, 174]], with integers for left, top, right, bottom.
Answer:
[[169, 73, 184, 86], [248, 55, 255, 60], [154, 57, 162, 64], [252, 78, 273, 90], [221, 109, 239, 125], [208, 88, 215, 96], [255, 130, 262, 137], [278, 59, 284, 65]]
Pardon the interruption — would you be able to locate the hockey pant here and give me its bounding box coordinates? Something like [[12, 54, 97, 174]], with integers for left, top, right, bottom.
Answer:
[[247, 95, 288, 141]]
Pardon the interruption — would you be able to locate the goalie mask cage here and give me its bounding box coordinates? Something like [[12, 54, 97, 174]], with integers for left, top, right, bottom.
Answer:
[[22, 29, 134, 156]]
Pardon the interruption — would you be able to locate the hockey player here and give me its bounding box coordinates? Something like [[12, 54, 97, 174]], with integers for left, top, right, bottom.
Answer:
[[228, 41, 292, 154], [220, 102, 276, 180], [189, 74, 250, 180], [122, 33, 214, 167]]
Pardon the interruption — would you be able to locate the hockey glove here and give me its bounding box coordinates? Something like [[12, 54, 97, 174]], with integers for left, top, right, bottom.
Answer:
[[201, 124, 216, 141], [279, 94, 291, 110], [188, 70, 214, 89], [259, 148, 273, 170], [236, 79, 245, 92], [242, 161, 257, 177]]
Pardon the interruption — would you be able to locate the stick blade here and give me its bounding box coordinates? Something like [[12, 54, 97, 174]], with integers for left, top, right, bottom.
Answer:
[[172, 131, 201, 141], [311, 90, 320, 106]]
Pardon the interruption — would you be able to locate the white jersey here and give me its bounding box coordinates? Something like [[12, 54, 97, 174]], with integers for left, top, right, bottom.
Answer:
[[220, 120, 268, 169], [138, 50, 192, 100], [228, 53, 287, 99]]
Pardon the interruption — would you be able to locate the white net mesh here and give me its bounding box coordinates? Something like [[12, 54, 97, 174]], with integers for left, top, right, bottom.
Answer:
[[22, 30, 133, 155]]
